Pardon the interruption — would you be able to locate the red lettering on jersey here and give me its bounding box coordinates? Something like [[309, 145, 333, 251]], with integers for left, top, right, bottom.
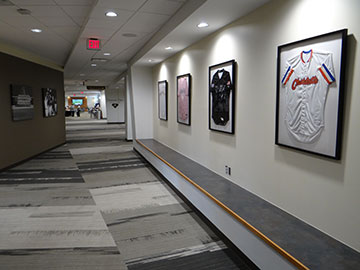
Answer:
[[292, 76, 318, 90]]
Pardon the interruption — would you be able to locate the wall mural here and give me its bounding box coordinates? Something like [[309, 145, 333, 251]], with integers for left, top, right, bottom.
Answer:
[[42, 88, 58, 118], [10, 84, 34, 121]]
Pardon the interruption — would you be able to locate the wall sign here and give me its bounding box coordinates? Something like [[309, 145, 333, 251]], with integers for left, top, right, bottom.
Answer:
[[87, 38, 101, 50], [87, 86, 105, 90]]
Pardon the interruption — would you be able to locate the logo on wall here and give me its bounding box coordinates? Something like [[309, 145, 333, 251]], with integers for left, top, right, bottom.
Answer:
[[112, 103, 119, 108]]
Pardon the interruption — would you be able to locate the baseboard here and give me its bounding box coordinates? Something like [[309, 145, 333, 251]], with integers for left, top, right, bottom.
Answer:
[[0, 142, 66, 172]]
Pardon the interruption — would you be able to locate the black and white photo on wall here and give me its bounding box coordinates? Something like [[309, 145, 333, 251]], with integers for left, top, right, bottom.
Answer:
[[209, 60, 235, 134], [42, 88, 58, 117], [275, 29, 347, 160], [177, 73, 191, 125], [158, 80, 168, 121], [10, 84, 34, 121]]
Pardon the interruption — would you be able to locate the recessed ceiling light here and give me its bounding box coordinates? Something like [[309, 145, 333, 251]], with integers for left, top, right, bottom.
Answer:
[[103, 52, 111, 56], [165, 46, 173, 50], [91, 63, 97, 67], [197, 22, 209, 28], [105, 11, 117, 17], [148, 59, 153, 62], [95, 80, 99, 82], [31, 28, 42, 33], [80, 73, 85, 76]]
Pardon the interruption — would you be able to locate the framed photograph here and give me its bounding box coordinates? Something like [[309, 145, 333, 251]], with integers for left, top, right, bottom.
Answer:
[[209, 60, 235, 134], [42, 88, 58, 117], [276, 29, 347, 159], [10, 84, 34, 121], [177, 73, 191, 125], [158, 80, 168, 121]]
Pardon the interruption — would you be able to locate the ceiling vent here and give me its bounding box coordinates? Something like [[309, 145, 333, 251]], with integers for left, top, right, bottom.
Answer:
[[122, 33, 137, 38], [0, 0, 14, 6], [17, 8, 31, 15], [91, 58, 108, 63]]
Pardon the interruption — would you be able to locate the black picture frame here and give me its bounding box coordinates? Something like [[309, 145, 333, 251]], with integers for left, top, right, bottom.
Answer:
[[42, 88, 58, 118], [176, 73, 191, 125], [275, 29, 347, 160], [209, 60, 236, 134], [10, 84, 34, 121], [158, 80, 168, 121]]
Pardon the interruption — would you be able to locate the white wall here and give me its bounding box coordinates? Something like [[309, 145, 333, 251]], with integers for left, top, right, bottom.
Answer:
[[100, 90, 107, 118], [152, 0, 360, 251], [131, 65, 154, 139], [126, 74, 133, 140], [86, 94, 100, 108], [106, 86, 125, 123]]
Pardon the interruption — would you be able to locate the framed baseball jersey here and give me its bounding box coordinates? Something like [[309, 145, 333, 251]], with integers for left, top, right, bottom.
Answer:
[[158, 80, 168, 121], [275, 29, 347, 159], [177, 73, 191, 125], [209, 60, 236, 134]]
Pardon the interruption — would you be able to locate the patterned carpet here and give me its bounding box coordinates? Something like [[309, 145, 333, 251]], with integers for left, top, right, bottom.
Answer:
[[0, 118, 257, 270]]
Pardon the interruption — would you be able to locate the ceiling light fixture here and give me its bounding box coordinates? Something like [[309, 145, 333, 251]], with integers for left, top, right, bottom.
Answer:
[[197, 22, 209, 28], [30, 28, 42, 33], [80, 73, 85, 76], [91, 63, 97, 67], [148, 59, 153, 62], [105, 11, 117, 17], [103, 52, 111, 56], [122, 33, 137, 38], [95, 80, 99, 82], [165, 46, 173, 50], [17, 8, 31, 15]]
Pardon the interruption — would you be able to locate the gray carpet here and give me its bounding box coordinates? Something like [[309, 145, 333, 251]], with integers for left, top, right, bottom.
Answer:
[[0, 118, 257, 270]]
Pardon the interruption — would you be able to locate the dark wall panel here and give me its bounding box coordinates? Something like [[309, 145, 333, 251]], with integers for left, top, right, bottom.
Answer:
[[0, 52, 65, 170]]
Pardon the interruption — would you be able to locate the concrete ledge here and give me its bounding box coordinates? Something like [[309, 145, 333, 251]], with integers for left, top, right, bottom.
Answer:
[[135, 139, 360, 270]]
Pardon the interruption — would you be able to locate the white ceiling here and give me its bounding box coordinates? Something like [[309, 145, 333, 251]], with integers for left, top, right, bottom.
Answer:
[[0, 0, 270, 90], [137, 0, 270, 66]]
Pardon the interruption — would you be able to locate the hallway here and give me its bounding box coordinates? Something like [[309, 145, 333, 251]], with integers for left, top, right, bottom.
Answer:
[[0, 119, 256, 270]]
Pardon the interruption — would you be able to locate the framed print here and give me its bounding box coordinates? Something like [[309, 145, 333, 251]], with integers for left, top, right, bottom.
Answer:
[[10, 84, 34, 121], [42, 88, 58, 117], [276, 29, 347, 160], [177, 73, 191, 125], [158, 80, 168, 121], [209, 60, 235, 134]]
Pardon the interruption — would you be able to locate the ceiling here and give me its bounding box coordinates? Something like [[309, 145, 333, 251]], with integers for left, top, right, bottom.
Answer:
[[0, 0, 270, 90]]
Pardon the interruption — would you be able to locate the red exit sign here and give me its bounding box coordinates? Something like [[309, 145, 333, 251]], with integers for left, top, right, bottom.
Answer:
[[87, 38, 101, 50]]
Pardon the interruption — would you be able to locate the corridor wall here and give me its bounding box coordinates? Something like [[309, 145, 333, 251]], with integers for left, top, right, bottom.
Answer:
[[152, 0, 360, 251], [106, 86, 125, 123], [130, 65, 154, 139], [0, 52, 65, 170]]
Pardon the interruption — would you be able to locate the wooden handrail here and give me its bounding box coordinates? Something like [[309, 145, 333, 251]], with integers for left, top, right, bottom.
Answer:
[[136, 139, 309, 270]]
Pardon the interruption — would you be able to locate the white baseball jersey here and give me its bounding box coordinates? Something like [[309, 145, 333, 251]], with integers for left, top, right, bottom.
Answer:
[[281, 49, 335, 143]]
